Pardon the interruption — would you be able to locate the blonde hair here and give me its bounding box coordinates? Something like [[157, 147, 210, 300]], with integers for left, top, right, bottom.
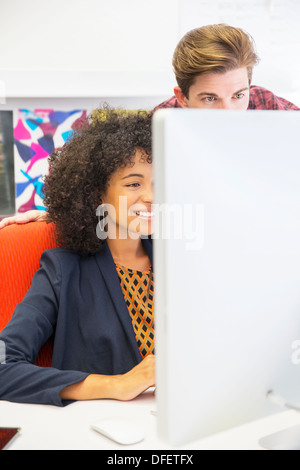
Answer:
[[173, 24, 259, 97]]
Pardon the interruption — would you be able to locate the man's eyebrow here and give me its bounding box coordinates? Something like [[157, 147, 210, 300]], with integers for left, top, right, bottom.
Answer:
[[232, 87, 249, 95], [122, 173, 144, 180], [197, 92, 219, 97], [197, 87, 249, 97]]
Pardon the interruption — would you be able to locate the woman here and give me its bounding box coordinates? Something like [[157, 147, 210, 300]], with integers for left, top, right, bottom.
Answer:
[[0, 108, 155, 406]]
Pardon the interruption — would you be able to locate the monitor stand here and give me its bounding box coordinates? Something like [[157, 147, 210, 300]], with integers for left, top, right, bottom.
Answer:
[[259, 424, 300, 450]]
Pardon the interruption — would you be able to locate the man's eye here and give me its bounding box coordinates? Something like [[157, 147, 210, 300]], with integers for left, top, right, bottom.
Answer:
[[204, 96, 215, 102], [235, 93, 244, 99]]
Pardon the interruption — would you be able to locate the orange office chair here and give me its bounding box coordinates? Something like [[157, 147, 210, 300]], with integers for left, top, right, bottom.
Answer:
[[0, 221, 58, 366]]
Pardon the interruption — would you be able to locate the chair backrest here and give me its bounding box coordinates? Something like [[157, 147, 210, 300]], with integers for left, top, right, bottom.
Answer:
[[0, 221, 58, 366]]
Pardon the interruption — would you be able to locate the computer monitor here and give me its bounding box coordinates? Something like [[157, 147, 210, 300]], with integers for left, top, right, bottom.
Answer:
[[153, 109, 300, 447]]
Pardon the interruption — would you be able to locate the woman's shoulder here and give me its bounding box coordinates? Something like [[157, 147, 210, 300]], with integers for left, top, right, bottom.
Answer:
[[37, 247, 105, 284], [40, 246, 100, 268], [42, 246, 82, 258]]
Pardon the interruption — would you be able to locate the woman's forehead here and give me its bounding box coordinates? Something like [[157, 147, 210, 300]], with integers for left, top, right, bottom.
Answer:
[[118, 150, 151, 171]]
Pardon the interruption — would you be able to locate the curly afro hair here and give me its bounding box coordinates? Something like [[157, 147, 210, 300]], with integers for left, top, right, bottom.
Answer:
[[42, 106, 152, 254]]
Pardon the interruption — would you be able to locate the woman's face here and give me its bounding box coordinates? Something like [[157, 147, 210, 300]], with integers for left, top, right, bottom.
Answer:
[[100, 149, 153, 239]]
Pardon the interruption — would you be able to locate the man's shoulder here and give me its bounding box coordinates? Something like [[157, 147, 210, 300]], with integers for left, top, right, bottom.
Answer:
[[152, 96, 181, 113], [249, 85, 299, 110]]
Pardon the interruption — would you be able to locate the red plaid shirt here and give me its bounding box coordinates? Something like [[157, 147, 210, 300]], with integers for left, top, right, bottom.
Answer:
[[153, 85, 299, 112]]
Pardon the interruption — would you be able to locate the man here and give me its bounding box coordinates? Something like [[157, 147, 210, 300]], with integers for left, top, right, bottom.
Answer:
[[0, 24, 298, 229], [153, 23, 299, 112]]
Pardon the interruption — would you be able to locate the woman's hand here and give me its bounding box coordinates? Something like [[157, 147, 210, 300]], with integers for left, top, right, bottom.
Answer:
[[60, 354, 155, 402], [0, 210, 47, 230], [113, 354, 155, 401]]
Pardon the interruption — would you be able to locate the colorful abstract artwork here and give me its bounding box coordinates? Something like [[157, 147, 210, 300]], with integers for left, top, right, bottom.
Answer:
[[13, 109, 87, 213]]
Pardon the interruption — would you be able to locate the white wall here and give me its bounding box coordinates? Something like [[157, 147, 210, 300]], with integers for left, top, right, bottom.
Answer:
[[0, 0, 179, 110], [0, 0, 299, 110]]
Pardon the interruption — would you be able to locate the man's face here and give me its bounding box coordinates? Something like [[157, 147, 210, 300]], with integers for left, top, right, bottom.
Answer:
[[174, 67, 250, 110]]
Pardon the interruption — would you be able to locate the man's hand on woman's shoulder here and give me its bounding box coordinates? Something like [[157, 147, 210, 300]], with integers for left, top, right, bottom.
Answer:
[[0, 210, 47, 230]]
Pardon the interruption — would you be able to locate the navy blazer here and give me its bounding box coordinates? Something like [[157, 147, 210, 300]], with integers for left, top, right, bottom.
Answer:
[[0, 238, 153, 406]]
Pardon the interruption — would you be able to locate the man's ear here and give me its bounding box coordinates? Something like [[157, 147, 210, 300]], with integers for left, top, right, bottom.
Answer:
[[174, 86, 189, 108]]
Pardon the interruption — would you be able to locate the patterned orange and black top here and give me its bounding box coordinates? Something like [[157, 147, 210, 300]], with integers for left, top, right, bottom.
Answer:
[[115, 264, 154, 358]]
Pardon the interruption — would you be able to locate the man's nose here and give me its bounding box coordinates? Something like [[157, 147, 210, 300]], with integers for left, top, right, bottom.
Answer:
[[217, 99, 234, 110]]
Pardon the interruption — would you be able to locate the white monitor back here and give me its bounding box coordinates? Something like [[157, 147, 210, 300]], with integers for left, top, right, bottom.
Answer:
[[153, 109, 300, 447]]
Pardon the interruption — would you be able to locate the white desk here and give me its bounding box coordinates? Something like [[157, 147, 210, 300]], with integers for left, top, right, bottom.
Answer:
[[1, 390, 300, 451]]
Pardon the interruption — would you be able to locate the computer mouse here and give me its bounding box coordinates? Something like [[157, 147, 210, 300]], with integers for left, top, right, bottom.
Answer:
[[91, 417, 145, 445], [259, 424, 300, 450]]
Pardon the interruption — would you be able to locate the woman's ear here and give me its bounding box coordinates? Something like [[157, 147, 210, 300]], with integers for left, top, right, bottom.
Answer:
[[174, 86, 189, 108]]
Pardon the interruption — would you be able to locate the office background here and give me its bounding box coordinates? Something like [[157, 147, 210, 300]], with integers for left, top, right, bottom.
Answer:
[[0, 0, 299, 215]]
